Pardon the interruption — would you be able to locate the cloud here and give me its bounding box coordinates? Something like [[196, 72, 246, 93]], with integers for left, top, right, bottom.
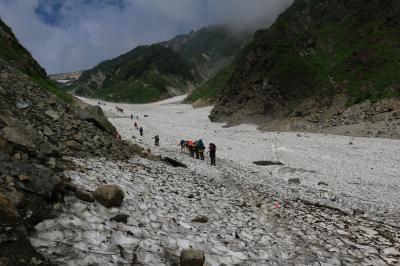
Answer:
[[0, 0, 293, 74]]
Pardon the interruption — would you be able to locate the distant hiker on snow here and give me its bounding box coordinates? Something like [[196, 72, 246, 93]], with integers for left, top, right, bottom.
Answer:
[[139, 127, 144, 136], [131, 114, 133, 120], [134, 122, 138, 129], [179, 140, 186, 152], [153, 135, 160, 146], [209, 143, 216, 166]]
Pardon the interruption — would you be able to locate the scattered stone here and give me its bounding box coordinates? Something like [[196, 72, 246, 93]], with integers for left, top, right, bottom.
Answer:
[[44, 110, 60, 121], [288, 178, 301, 184], [93, 185, 124, 208], [253, 161, 284, 166], [379, 230, 395, 241], [0, 195, 20, 225], [349, 142, 353, 145], [15, 101, 30, 110], [353, 209, 365, 216], [110, 213, 129, 224], [75, 189, 95, 203], [180, 249, 205, 266], [318, 181, 328, 186], [43, 126, 54, 137], [47, 157, 56, 169], [162, 157, 187, 168], [191, 215, 209, 223], [2, 126, 36, 149]]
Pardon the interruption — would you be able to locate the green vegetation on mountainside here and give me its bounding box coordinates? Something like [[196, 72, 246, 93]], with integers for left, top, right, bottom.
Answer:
[[244, 0, 400, 105], [185, 64, 235, 104], [75, 44, 195, 103], [0, 18, 73, 103]]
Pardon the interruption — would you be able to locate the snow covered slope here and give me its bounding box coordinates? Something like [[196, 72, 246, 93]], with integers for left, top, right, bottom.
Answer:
[[31, 96, 400, 265]]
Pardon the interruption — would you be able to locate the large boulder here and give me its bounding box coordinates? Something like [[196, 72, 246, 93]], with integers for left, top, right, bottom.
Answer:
[[2, 126, 37, 150], [79, 105, 116, 135], [180, 249, 205, 266], [93, 185, 124, 208]]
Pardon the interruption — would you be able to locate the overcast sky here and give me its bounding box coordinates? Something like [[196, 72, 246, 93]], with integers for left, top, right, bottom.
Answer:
[[0, 0, 293, 74]]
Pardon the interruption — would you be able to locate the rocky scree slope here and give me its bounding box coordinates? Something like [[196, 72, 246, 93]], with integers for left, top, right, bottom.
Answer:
[[210, 0, 400, 138], [0, 18, 142, 265], [0, 18, 73, 104], [0, 60, 143, 265], [73, 26, 247, 104]]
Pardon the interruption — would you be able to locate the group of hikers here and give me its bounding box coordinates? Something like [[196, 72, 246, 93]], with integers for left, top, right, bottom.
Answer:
[[115, 106, 124, 113], [179, 139, 217, 166], [134, 122, 144, 136], [110, 104, 217, 166]]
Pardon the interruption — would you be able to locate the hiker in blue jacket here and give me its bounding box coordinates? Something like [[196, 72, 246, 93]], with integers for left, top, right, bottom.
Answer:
[[197, 139, 206, 160]]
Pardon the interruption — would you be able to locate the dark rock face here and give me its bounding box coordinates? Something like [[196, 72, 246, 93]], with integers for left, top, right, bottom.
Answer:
[[210, 0, 400, 139], [78, 105, 116, 135], [93, 185, 125, 208], [180, 249, 205, 266], [110, 213, 129, 224], [253, 161, 284, 166], [162, 157, 188, 168]]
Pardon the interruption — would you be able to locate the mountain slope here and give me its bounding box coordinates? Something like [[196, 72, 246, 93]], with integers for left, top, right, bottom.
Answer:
[[0, 17, 73, 103], [210, 0, 400, 137], [73, 26, 247, 103], [74, 44, 195, 103], [161, 26, 246, 80]]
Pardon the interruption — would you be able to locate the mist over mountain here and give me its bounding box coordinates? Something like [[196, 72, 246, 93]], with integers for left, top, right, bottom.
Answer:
[[0, 0, 293, 74]]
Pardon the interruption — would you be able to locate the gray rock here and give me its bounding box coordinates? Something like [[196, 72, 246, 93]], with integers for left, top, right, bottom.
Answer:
[[318, 181, 328, 186], [47, 157, 56, 169], [110, 213, 129, 224], [2, 126, 36, 149], [192, 215, 209, 223], [79, 105, 116, 135], [45, 110, 60, 121], [43, 126, 54, 137], [93, 185, 124, 208], [180, 249, 205, 266], [75, 189, 95, 203], [288, 178, 301, 184], [15, 101, 30, 110]]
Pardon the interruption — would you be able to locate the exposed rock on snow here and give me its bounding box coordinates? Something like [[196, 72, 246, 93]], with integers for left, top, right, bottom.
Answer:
[[162, 157, 188, 168], [180, 249, 205, 266], [253, 160, 284, 166], [93, 185, 125, 208]]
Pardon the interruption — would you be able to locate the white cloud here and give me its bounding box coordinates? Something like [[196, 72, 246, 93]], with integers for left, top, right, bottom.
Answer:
[[0, 0, 293, 74]]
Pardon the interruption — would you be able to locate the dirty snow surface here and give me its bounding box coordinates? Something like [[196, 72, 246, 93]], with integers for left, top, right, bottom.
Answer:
[[32, 96, 400, 265]]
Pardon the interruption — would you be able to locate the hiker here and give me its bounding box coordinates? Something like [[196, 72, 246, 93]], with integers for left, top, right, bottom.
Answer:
[[139, 127, 144, 136], [187, 140, 195, 157], [179, 140, 186, 152], [209, 143, 216, 166], [131, 114, 133, 120], [193, 141, 200, 159], [153, 135, 160, 146], [134, 122, 138, 129], [197, 139, 206, 160]]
